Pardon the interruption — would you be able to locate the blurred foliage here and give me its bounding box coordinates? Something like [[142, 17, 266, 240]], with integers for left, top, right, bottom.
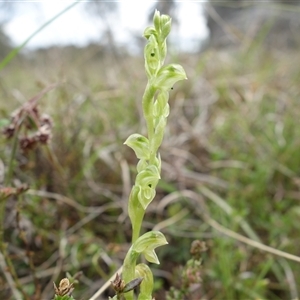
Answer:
[[0, 25, 12, 58], [0, 2, 15, 58], [84, 0, 117, 17], [206, 0, 300, 49], [0, 2, 16, 23], [1, 11, 300, 299]]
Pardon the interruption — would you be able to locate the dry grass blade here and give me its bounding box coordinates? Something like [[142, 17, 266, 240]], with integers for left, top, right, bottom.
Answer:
[[88, 266, 123, 300], [202, 214, 300, 264], [26, 189, 121, 214], [153, 208, 189, 232], [0, 251, 22, 300]]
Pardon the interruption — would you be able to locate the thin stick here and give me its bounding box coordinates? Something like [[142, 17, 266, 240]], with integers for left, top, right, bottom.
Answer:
[[0, 251, 22, 300], [88, 266, 122, 300]]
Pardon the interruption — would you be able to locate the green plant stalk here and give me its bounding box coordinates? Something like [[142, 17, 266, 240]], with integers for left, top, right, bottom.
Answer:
[[122, 10, 186, 300], [123, 250, 140, 291], [122, 232, 168, 300], [130, 188, 145, 243], [142, 84, 156, 163]]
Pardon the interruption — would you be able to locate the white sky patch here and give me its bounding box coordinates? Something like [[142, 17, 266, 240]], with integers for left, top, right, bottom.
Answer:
[[112, 1, 152, 46], [3, 2, 208, 52], [4, 2, 104, 48], [175, 2, 209, 52]]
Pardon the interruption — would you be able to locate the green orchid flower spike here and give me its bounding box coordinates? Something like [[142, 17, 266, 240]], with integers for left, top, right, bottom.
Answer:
[[122, 232, 168, 300], [121, 9, 187, 300]]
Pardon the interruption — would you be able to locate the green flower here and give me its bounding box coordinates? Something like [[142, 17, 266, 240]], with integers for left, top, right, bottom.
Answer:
[[132, 231, 168, 264], [154, 64, 187, 91], [124, 134, 150, 160]]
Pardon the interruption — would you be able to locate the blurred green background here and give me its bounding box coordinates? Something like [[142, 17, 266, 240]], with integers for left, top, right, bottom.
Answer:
[[1, 1, 300, 299]]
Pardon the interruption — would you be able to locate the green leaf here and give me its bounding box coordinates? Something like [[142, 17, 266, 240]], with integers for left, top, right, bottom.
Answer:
[[0, 118, 10, 128]]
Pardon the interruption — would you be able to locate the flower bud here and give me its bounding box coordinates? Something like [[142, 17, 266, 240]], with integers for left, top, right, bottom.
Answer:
[[161, 15, 172, 40], [153, 10, 161, 33], [143, 26, 156, 40]]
